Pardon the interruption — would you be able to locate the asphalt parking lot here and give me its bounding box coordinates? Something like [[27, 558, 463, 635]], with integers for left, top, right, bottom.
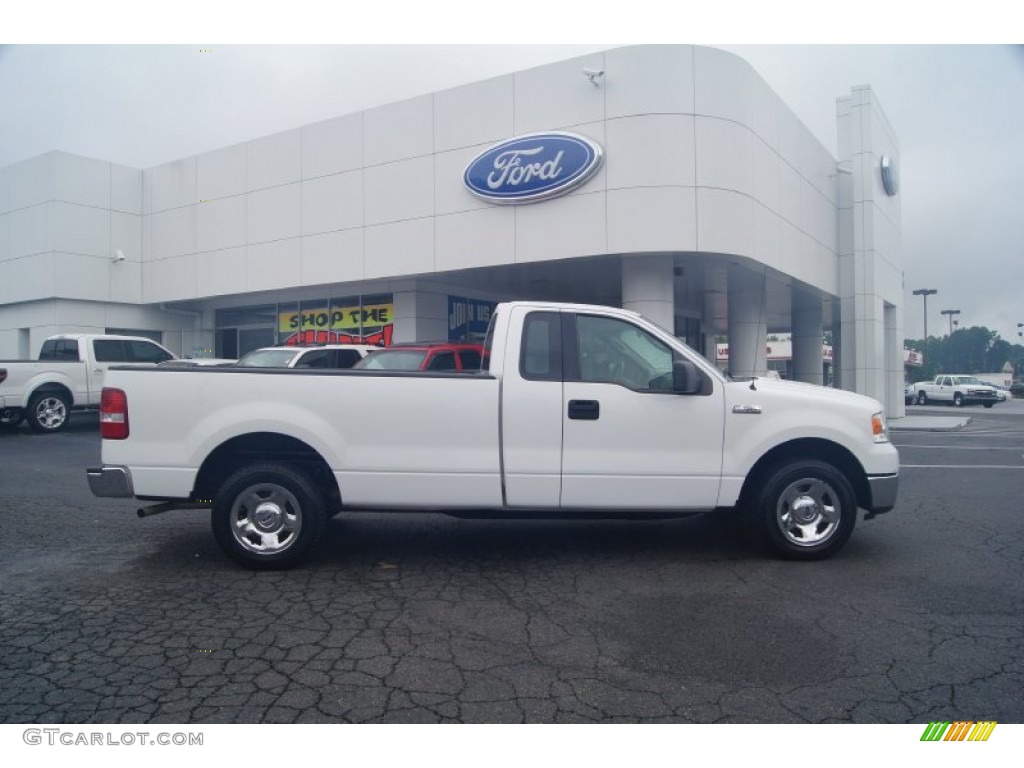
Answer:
[[1, 406, 1022, 724]]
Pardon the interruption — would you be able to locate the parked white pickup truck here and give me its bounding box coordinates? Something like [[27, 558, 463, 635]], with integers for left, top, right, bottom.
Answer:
[[0, 334, 216, 432], [87, 301, 899, 568], [911, 375, 999, 408]]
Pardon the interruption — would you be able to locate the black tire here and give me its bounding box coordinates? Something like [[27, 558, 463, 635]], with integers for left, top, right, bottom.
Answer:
[[953, 392, 963, 407], [917, 392, 928, 406], [211, 463, 327, 569], [0, 410, 24, 429], [983, 403, 994, 409], [750, 459, 857, 561], [27, 391, 70, 433]]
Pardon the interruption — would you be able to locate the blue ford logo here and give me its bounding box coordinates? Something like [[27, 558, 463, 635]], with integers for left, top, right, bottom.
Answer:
[[463, 132, 603, 205]]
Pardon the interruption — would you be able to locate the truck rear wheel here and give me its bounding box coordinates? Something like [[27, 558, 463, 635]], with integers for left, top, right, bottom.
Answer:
[[28, 392, 70, 433], [211, 463, 327, 569], [752, 459, 857, 560]]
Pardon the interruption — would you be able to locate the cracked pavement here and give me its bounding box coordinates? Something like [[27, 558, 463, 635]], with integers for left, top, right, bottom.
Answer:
[[1, 412, 1022, 723]]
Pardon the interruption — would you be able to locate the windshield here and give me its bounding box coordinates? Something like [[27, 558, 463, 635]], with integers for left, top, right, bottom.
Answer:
[[235, 349, 300, 367], [355, 350, 428, 371], [956, 376, 984, 385]]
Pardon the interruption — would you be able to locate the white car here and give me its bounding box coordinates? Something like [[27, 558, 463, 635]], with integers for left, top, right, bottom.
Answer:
[[234, 344, 377, 370]]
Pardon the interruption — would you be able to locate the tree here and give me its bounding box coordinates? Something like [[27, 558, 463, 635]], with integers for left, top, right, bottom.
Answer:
[[906, 327, 1024, 380]]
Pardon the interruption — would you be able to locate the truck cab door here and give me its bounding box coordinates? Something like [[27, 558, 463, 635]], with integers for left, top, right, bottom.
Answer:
[[87, 340, 127, 400], [559, 312, 725, 511]]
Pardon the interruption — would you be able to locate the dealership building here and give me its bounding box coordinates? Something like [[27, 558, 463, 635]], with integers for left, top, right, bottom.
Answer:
[[0, 45, 906, 416]]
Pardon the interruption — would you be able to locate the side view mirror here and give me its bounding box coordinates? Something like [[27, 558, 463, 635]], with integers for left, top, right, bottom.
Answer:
[[672, 359, 702, 395]]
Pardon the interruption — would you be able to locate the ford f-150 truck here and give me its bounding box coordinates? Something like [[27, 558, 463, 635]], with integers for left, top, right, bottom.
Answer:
[[87, 301, 899, 569], [910, 375, 999, 407], [0, 334, 216, 432]]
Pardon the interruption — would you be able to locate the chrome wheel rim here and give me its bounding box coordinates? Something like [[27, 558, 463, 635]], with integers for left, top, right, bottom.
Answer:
[[230, 483, 302, 555], [775, 477, 841, 547], [35, 397, 67, 429]]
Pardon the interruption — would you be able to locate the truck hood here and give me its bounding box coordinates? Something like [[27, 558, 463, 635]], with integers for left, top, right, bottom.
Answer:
[[729, 376, 884, 415]]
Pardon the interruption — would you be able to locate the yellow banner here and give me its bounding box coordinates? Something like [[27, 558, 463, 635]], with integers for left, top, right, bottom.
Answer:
[[278, 304, 393, 333]]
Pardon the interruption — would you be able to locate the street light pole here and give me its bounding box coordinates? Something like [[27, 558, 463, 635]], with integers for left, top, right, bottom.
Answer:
[[912, 289, 938, 342], [940, 309, 961, 336]]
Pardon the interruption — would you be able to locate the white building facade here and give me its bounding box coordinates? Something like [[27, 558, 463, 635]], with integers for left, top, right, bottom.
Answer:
[[0, 45, 905, 416]]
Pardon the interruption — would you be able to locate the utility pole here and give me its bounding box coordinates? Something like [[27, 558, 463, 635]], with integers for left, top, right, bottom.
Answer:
[[912, 289, 937, 342], [940, 309, 960, 336]]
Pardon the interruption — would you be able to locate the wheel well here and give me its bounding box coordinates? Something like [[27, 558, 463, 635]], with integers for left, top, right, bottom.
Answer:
[[193, 433, 340, 510], [30, 384, 74, 407], [738, 438, 870, 511]]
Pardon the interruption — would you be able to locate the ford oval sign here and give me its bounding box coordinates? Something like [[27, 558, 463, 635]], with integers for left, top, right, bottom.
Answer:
[[463, 132, 603, 205]]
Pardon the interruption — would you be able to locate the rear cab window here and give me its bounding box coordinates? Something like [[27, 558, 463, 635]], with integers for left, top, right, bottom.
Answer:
[[39, 339, 81, 361], [519, 311, 562, 381]]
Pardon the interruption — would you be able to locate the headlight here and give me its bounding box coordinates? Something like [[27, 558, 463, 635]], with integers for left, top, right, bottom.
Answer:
[[871, 411, 888, 443]]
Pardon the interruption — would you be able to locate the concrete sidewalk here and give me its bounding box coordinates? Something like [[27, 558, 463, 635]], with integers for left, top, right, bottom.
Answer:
[[888, 414, 971, 432]]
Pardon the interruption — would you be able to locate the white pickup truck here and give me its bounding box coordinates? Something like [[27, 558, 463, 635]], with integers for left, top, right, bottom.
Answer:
[[87, 301, 899, 568], [910, 375, 1000, 408], [0, 335, 185, 432]]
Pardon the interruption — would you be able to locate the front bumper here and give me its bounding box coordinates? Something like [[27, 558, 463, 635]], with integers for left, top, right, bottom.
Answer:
[[866, 472, 899, 516], [86, 466, 134, 498]]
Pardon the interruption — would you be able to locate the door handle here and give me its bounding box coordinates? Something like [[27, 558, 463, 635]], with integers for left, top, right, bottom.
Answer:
[[568, 399, 600, 420]]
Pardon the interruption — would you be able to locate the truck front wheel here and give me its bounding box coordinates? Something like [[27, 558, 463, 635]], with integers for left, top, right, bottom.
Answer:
[[28, 392, 70, 433], [953, 393, 964, 407], [752, 459, 857, 560], [211, 463, 327, 569], [0, 409, 24, 428]]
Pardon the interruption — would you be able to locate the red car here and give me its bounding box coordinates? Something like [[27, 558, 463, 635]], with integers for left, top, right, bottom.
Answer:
[[354, 342, 486, 372]]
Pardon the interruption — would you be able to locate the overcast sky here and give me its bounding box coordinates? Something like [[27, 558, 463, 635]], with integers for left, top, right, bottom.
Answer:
[[2, 31, 1021, 343]]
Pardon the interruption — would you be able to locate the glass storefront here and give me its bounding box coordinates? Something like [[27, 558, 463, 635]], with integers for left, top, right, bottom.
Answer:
[[215, 294, 394, 358]]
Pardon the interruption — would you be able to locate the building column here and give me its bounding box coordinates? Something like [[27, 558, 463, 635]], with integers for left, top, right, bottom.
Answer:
[[702, 263, 727, 369], [727, 266, 767, 378], [792, 289, 824, 385], [621, 255, 674, 334], [885, 302, 906, 417], [391, 286, 448, 343]]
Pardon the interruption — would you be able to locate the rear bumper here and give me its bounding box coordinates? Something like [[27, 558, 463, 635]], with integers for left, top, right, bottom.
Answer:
[[86, 466, 134, 498], [866, 473, 898, 515]]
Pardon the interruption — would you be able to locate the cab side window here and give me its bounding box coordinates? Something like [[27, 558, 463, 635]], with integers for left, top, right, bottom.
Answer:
[[428, 352, 457, 371], [574, 315, 675, 392], [459, 350, 482, 371], [295, 349, 331, 369], [93, 340, 127, 363], [126, 340, 173, 363], [336, 350, 363, 369]]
